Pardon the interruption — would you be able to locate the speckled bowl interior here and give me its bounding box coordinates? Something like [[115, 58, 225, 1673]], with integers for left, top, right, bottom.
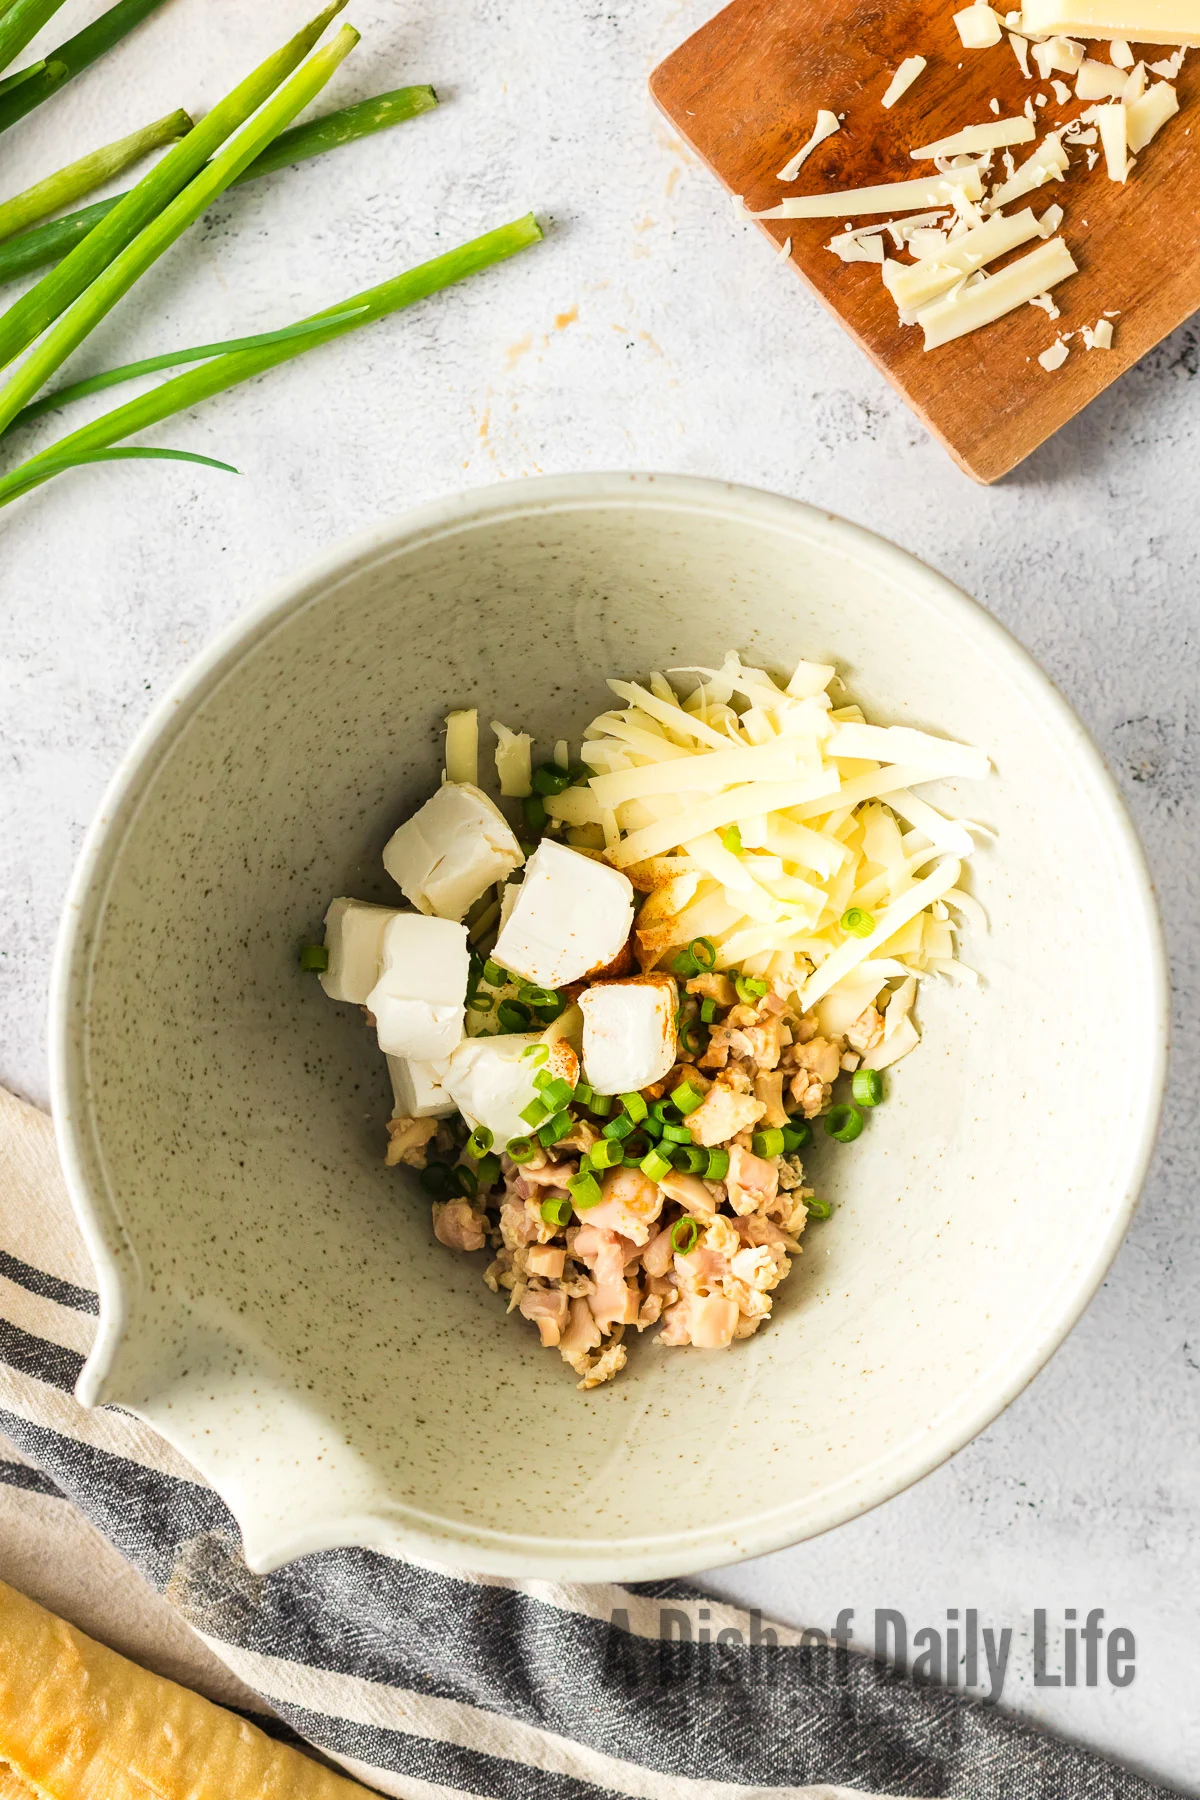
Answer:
[[52, 474, 1167, 1580]]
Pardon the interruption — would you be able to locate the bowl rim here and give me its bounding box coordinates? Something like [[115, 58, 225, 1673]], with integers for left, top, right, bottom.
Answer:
[[49, 470, 1170, 1579]]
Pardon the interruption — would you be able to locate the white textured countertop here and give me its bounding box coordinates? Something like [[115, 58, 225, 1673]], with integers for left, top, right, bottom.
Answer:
[[1, 0, 1197, 1787]]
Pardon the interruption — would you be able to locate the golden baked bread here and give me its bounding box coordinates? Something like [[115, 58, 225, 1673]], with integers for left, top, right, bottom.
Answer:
[[0, 1578, 374, 1799]]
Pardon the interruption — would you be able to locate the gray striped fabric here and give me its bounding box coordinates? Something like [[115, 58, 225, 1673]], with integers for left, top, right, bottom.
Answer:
[[0, 1088, 1181, 1800]]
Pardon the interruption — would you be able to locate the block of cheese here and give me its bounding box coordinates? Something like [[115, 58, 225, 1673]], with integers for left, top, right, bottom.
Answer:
[[492, 840, 635, 987], [387, 1054, 455, 1118], [1021, 0, 1200, 43], [318, 898, 402, 1004], [579, 975, 679, 1094], [442, 1033, 544, 1145], [367, 914, 469, 1060], [383, 782, 523, 922]]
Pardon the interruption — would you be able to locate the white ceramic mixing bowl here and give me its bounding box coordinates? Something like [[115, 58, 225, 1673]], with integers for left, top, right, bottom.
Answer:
[[51, 473, 1167, 1580]]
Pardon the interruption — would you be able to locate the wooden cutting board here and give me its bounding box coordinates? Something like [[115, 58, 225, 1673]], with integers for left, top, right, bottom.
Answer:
[[650, 0, 1200, 481]]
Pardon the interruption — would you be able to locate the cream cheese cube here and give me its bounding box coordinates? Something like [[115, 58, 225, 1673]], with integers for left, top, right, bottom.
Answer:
[[367, 914, 470, 1060], [579, 975, 678, 1095], [387, 1054, 455, 1118], [318, 897, 403, 1004], [443, 1032, 543, 1147], [492, 840, 635, 987], [383, 782, 523, 922]]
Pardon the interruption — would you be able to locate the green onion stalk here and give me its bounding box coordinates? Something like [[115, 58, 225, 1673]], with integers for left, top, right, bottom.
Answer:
[[0, 109, 193, 245], [0, 85, 438, 287], [0, 215, 543, 504], [0, 21, 361, 435], [0, 0, 173, 133], [0, 0, 349, 373], [0, 0, 66, 77]]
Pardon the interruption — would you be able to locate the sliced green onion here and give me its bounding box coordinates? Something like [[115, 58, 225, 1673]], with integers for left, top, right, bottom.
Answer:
[[0, 0, 176, 136], [661, 1122, 692, 1145], [705, 1147, 730, 1181], [419, 1163, 456, 1198], [522, 793, 547, 834], [840, 907, 875, 939], [806, 1197, 833, 1220], [573, 1081, 594, 1108], [588, 1092, 614, 1116], [721, 824, 743, 854], [474, 1152, 502, 1188], [602, 1112, 635, 1142], [505, 1135, 538, 1164], [851, 1068, 883, 1107], [568, 1170, 603, 1210], [537, 1110, 573, 1147], [678, 1020, 708, 1059], [825, 1103, 864, 1143], [650, 1099, 676, 1125], [588, 1138, 622, 1170], [735, 974, 769, 1004], [671, 1216, 700, 1255], [640, 1147, 673, 1182], [536, 1076, 574, 1112], [781, 1123, 811, 1154], [641, 1114, 663, 1141], [520, 1041, 550, 1064], [526, 986, 561, 1009], [0, 109, 193, 247], [531, 761, 573, 795], [621, 1131, 651, 1165], [689, 937, 717, 970], [751, 1127, 786, 1159], [700, 997, 717, 1024], [619, 1091, 648, 1123], [671, 947, 699, 978], [298, 943, 328, 972], [482, 958, 506, 985], [467, 991, 494, 1014], [452, 1164, 478, 1199], [497, 999, 532, 1032], [540, 1194, 573, 1228], [0, 213, 544, 506], [519, 1097, 550, 1129], [671, 1079, 705, 1115], [671, 1144, 709, 1174]]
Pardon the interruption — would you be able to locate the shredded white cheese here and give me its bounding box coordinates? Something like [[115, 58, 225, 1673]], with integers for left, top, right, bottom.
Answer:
[[1052, 76, 1074, 99], [492, 721, 533, 797], [1029, 289, 1062, 315], [882, 55, 928, 107], [1038, 337, 1070, 367], [1126, 77, 1180, 146], [1076, 55, 1136, 94], [751, 168, 984, 219], [883, 205, 1044, 312], [1082, 316, 1115, 345], [445, 710, 479, 786], [955, 2, 1005, 47], [777, 110, 841, 181], [1091, 100, 1131, 175], [1148, 45, 1187, 75], [917, 236, 1078, 348], [1110, 35, 1136, 61], [983, 132, 1070, 209], [575, 654, 987, 1001], [827, 230, 887, 261], [910, 115, 1036, 156]]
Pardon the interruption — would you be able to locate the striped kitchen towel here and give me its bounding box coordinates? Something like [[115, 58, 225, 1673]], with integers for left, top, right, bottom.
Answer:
[[0, 1085, 1179, 1800]]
